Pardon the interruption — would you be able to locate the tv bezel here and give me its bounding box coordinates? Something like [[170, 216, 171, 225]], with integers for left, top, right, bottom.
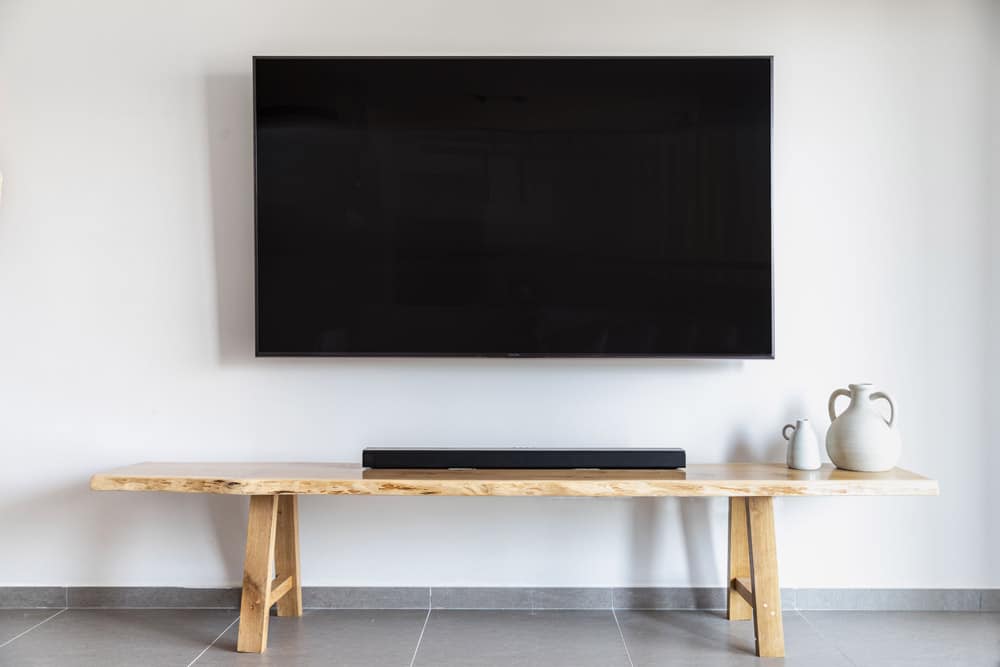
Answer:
[[252, 56, 775, 359]]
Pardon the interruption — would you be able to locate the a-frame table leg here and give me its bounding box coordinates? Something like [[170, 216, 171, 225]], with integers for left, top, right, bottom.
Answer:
[[237, 495, 279, 653], [726, 497, 753, 621], [275, 495, 303, 617], [746, 496, 785, 658]]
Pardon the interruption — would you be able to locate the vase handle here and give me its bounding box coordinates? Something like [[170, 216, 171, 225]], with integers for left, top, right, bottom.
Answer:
[[782, 423, 796, 440], [828, 388, 851, 422], [870, 391, 895, 428]]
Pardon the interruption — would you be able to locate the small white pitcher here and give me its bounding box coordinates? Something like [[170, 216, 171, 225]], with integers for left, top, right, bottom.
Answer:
[[783, 419, 821, 470]]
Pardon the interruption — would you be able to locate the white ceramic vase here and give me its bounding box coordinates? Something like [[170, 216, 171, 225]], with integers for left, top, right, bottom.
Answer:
[[825, 383, 901, 472], [783, 419, 821, 470]]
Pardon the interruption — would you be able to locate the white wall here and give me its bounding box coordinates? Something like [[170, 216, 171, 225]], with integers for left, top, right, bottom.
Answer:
[[0, 0, 995, 588]]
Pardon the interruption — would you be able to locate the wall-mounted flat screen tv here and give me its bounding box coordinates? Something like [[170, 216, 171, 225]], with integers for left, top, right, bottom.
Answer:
[[254, 57, 772, 357]]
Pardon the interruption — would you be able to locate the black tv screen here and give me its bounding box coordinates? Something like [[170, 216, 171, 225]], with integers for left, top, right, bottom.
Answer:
[[254, 57, 772, 357]]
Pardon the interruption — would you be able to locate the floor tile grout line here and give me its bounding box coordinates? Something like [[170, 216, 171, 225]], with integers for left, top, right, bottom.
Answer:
[[58, 606, 245, 611], [408, 607, 432, 667], [186, 615, 239, 667], [611, 607, 635, 667], [0, 607, 68, 649], [796, 609, 859, 667]]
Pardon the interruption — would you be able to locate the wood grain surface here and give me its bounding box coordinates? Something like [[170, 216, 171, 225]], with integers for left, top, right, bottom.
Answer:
[[236, 495, 278, 653], [746, 496, 785, 657], [726, 497, 753, 620], [90, 462, 938, 497]]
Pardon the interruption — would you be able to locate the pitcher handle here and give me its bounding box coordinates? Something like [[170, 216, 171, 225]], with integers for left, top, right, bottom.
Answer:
[[870, 391, 895, 428], [782, 423, 796, 440], [828, 388, 851, 422]]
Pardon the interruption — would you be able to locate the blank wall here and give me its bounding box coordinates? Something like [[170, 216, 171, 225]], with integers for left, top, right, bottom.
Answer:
[[0, 0, 995, 587]]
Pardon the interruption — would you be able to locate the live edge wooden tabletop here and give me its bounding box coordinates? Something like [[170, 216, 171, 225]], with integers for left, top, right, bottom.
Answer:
[[90, 462, 938, 497]]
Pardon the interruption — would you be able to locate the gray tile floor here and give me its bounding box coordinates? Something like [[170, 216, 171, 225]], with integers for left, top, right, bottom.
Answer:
[[0, 608, 996, 666]]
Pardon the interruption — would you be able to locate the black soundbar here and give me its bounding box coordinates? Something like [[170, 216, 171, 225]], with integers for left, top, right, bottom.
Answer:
[[362, 448, 686, 470]]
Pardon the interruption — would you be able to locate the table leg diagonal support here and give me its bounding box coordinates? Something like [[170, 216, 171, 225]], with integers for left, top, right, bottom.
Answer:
[[726, 497, 753, 621], [275, 495, 303, 617], [237, 495, 304, 653], [727, 497, 785, 658], [746, 496, 784, 658]]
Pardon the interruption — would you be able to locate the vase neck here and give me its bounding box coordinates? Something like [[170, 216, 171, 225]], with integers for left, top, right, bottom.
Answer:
[[850, 384, 873, 400]]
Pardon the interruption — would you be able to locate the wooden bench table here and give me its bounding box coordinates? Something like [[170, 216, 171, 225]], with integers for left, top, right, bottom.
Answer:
[[90, 462, 938, 657]]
